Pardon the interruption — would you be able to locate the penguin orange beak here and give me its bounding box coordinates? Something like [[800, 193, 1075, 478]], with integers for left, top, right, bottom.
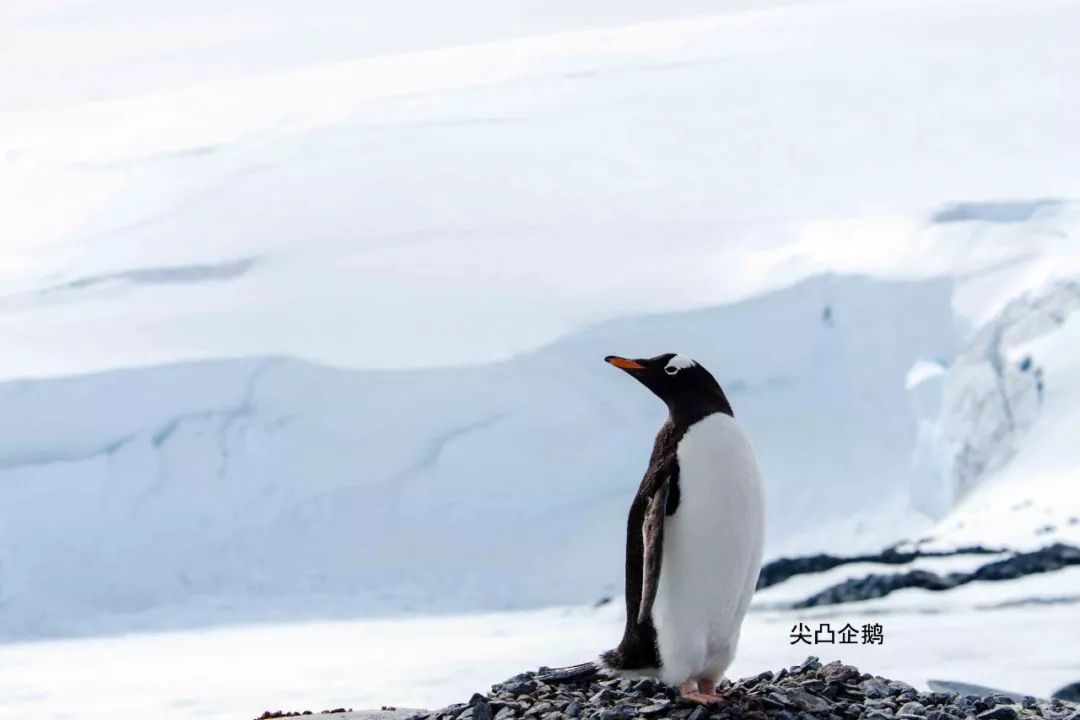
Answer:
[[605, 356, 645, 370]]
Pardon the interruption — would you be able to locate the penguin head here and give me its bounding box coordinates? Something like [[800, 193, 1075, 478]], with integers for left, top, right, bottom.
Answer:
[[604, 352, 734, 420]]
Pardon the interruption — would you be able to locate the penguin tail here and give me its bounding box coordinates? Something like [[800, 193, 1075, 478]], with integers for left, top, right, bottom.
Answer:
[[536, 662, 601, 684]]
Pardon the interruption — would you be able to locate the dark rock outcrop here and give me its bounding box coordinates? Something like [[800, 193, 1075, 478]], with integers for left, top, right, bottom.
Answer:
[[757, 547, 1003, 590], [794, 544, 1080, 608]]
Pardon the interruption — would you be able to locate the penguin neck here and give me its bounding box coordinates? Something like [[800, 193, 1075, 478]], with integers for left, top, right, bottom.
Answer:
[[666, 390, 734, 428]]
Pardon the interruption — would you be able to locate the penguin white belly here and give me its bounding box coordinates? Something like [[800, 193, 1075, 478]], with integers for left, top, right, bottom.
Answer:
[[652, 412, 765, 686]]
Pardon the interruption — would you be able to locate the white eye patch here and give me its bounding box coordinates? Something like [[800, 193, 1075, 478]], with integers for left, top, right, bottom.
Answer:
[[664, 354, 697, 375]]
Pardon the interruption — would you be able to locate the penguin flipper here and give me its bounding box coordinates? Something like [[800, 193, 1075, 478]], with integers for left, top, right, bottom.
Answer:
[[638, 479, 669, 624]]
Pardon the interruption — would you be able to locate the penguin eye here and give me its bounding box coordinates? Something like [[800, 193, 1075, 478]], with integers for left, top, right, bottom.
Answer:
[[665, 365, 679, 375]]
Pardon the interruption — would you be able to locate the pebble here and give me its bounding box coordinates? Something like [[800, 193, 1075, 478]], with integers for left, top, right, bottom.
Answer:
[[864, 710, 894, 720], [789, 689, 832, 712], [600, 705, 638, 720], [503, 680, 539, 697], [862, 681, 892, 700], [592, 691, 619, 705], [471, 658, 1073, 720], [978, 707, 1019, 720]]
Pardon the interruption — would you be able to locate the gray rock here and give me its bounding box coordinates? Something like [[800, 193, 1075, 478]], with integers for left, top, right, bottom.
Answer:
[[977, 707, 1018, 720], [637, 680, 665, 695], [639, 703, 671, 717], [790, 690, 833, 713], [823, 664, 862, 683], [900, 703, 928, 716], [863, 710, 895, 720], [867, 701, 898, 712], [565, 702, 583, 718], [862, 681, 893, 700], [474, 704, 494, 720], [764, 692, 793, 709], [688, 708, 709, 720], [504, 681, 539, 697], [590, 691, 618, 706], [600, 706, 637, 720], [1052, 683, 1080, 703], [751, 672, 776, 686]]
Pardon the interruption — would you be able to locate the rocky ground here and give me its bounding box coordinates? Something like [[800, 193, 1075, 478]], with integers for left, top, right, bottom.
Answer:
[[407, 658, 1078, 720]]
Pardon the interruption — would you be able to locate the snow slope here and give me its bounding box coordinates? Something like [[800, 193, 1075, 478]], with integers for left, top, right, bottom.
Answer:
[[2, 253, 1076, 640], [0, 274, 956, 640], [3, 0, 1080, 378]]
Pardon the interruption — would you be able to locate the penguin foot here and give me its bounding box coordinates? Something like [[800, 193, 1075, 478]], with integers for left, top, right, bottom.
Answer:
[[698, 678, 731, 702], [678, 681, 726, 706]]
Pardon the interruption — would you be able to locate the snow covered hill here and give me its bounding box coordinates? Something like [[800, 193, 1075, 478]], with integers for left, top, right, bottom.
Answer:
[[0, 273, 954, 639], [4, 0, 1080, 378], [2, 0, 1080, 645], [3, 258, 1080, 640]]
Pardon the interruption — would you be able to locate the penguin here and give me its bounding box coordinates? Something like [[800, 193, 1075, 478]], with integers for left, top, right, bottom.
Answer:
[[540, 353, 765, 704]]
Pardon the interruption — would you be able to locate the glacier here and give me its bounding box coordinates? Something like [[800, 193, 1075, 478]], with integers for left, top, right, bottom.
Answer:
[[0, 274, 956, 639]]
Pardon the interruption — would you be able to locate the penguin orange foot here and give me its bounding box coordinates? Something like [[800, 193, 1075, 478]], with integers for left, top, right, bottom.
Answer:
[[678, 679, 728, 705]]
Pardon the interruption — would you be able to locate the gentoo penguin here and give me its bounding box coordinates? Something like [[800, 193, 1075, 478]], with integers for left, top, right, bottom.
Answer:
[[541, 353, 765, 704]]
